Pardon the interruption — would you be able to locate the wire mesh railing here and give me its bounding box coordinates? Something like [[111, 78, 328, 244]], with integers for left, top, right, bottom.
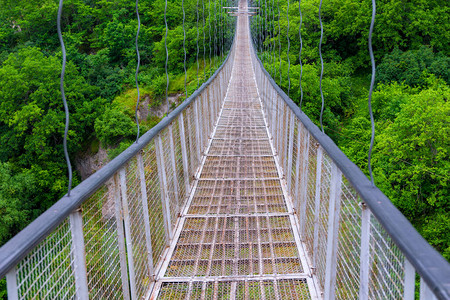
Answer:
[[249, 18, 450, 299], [0, 38, 235, 299]]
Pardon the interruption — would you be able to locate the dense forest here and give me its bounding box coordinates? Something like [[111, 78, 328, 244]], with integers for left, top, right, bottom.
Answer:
[[0, 0, 448, 294], [0, 0, 234, 247]]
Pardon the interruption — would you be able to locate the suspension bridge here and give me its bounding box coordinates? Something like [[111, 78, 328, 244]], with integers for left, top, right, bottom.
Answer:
[[0, 0, 449, 299]]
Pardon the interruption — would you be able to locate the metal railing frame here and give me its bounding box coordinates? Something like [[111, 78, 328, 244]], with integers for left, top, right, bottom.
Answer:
[[248, 15, 450, 300]]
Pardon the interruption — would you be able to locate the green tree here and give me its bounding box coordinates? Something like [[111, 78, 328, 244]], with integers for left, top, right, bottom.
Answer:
[[94, 107, 137, 146], [374, 78, 449, 235], [0, 163, 33, 245], [0, 46, 102, 244], [377, 46, 450, 87]]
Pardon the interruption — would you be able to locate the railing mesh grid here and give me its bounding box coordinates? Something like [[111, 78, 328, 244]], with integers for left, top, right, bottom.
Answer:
[[335, 181, 362, 299], [369, 214, 406, 299], [125, 156, 153, 298], [82, 185, 124, 299], [142, 140, 167, 265], [16, 220, 75, 299]]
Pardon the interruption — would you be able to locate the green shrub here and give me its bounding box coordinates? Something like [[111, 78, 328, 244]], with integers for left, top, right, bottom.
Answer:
[[94, 108, 136, 147]]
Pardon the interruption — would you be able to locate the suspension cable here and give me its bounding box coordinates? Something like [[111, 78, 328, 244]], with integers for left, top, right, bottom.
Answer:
[[368, 0, 377, 185], [318, 0, 325, 132], [57, 0, 72, 196], [256, 0, 262, 54], [183, 0, 187, 99], [287, 0, 291, 97], [209, 0, 212, 72], [263, 0, 267, 64], [219, 0, 222, 61], [259, 0, 262, 54], [221, 1, 224, 60], [164, 0, 169, 115], [226, 0, 229, 51], [197, 0, 200, 87], [298, 0, 303, 109], [267, 0, 273, 72], [213, 0, 216, 68], [258, 0, 263, 53], [278, 0, 281, 85], [271, 0, 276, 77], [203, 0, 206, 78], [134, 0, 141, 142]]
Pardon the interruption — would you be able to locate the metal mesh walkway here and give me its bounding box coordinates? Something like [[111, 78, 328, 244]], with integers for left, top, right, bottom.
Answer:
[[152, 6, 317, 299]]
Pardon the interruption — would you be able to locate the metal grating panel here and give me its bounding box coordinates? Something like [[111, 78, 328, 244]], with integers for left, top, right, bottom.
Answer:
[[187, 179, 286, 215], [223, 102, 261, 110], [213, 125, 269, 140], [217, 114, 266, 127], [158, 279, 311, 299], [200, 156, 278, 179], [165, 216, 303, 277], [208, 139, 273, 156]]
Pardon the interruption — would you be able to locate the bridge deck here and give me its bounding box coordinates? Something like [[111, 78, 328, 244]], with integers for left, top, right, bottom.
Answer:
[[152, 9, 317, 299]]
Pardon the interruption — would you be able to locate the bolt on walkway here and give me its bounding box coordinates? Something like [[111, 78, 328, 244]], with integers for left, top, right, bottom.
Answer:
[[151, 8, 318, 299]]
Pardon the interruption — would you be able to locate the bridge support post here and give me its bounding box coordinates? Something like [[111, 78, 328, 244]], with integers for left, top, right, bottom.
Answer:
[[168, 125, 180, 213], [200, 94, 206, 149], [276, 96, 282, 156], [69, 209, 89, 299], [205, 92, 211, 145], [213, 75, 218, 120], [194, 98, 202, 163], [286, 112, 295, 191], [216, 74, 221, 117], [312, 147, 323, 270], [208, 86, 215, 137], [324, 164, 342, 300], [203, 90, 209, 138], [294, 124, 303, 214], [155, 135, 174, 242], [298, 130, 310, 236], [137, 153, 156, 282], [404, 259, 415, 300], [205, 90, 211, 142], [271, 88, 276, 140], [282, 108, 289, 175], [178, 113, 191, 195], [420, 278, 438, 300], [359, 203, 371, 300], [186, 108, 195, 170], [113, 173, 131, 300], [119, 168, 138, 299], [6, 267, 18, 300], [293, 122, 302, 213], [261, 75, 267, 117]]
